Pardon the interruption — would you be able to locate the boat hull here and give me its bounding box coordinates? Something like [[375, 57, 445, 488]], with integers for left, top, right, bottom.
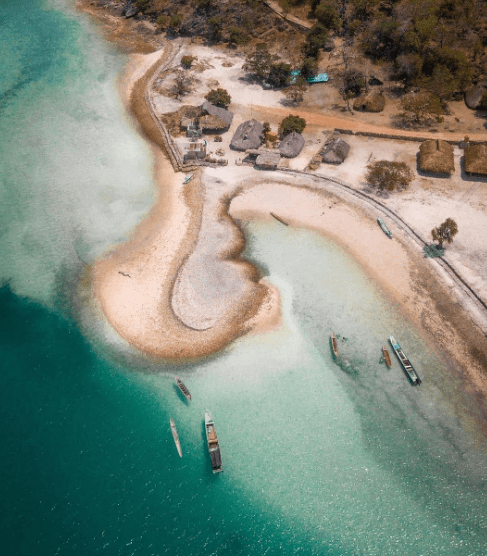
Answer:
[[330, 333, 339, 359], [175, 376, 191, 401], [382, 346, 392, 368], [205, 411, 223, 474], [389, 336, 421, 385], [170, 418, 183, 457]]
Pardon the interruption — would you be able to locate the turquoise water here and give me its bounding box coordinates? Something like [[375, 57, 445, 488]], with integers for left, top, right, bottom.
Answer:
[[1, 1, 487, 555]]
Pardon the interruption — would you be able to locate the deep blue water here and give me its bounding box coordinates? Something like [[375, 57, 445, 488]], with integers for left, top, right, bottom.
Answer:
[[1, 1, 487, 555]]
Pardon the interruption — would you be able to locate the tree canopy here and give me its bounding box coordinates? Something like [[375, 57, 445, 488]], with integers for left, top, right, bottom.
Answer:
[[365, 160, 414, 192], [431, 218, 458, 249], [204, 88, 232, 108], [278, 114, 306, 137]]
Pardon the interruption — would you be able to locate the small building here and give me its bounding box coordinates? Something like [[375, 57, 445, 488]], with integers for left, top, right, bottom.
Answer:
[[353, 91, 386, 113], [231, 119, 264, 151], [255, 151, 281, 170], [200, 101, 233, 133], [181, 141, 207, 162], [321, 137, 350, 164], [464, 143, 487, 176], [419, 139, 454, 175], [279, 131, 305, 158]]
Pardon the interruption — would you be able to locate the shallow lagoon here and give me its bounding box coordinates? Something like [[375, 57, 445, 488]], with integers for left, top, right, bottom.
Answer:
[[1, 1, 486, 554]]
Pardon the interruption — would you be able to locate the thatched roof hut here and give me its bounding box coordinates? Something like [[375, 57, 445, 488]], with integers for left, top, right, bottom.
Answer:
[[201, 101, 233, 131], [419, 139, 454, 175], [321, 137, 350, 164], [464, 143, 487, 175], [198, 114, 229, 133], [255, 151, 281, 170], [464, 82, 487, 110], [230, 119, 264, 151], [279, 131, 305, 158], [353, 91, 386, 113]]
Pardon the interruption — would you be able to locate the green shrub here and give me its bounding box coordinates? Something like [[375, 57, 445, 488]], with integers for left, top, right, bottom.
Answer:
[[205, 88, 232, 107], [365, 161, 413, 191], [278, 114, 306, 137], [181, 55, 196, 69]]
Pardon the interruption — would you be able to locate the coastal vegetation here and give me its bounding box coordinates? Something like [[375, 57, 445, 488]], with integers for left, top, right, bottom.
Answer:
[[365, 160, 414, 192], [204, 88, 231, 107], [431, 218, 459, 249], [278, 114, 307, 137]]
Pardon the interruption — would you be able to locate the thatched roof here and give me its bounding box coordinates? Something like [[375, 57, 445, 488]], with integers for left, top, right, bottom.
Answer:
[[321, 137, 350, 164], [255, 152, 280, 169], [464, 82, 487, 110], [198, 114, 229, 133], [201, 101, 233, 127], [163, 105, 204, 134], [353, 91, 386, 113], [230, 119, 264, 151], [279, 131, 305, 158], [419, 139, 454, 175], [464, 143, 487, 175]]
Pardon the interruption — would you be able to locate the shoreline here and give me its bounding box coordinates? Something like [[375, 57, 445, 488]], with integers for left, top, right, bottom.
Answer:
[[78, 4, 487, 424]]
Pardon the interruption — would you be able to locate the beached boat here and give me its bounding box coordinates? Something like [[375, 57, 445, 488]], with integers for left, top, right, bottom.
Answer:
[[175, 376, 191, 401], [389, 336, 421, 385], [170, 418, 183, 457], [377, 217, 393, 239], [205, 411, 223, 474], [270, 212, 289, 226], [183, 173, 194, 184], [330, 333, 339, 359], [382, 346, 392, 368]]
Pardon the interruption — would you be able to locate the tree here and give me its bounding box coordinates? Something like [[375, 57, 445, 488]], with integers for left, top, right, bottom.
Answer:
[[396, 92, 446, 128], [365, 160, 414, 192], [301, 57, 318, 79], [284, 76, 308, 104], [268, 62, 292, 87], [181, 55, 196, 69], [431, 218, 458, 249], [278, 114, 306, 137], [229, 27, 250, 46], [314, 1, 342, 32], [136, 0, 152, 14], [205, 88, 231, 108], [170, 70, 193, 100], [243, 45, 274, 81]]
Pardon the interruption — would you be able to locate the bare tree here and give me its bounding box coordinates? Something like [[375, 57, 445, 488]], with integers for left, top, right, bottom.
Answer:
[[170, 70, 194, 100]]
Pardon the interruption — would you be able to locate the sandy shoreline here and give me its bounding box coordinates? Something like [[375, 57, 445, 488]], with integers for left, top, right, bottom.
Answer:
[[79, 5, 487, 429]]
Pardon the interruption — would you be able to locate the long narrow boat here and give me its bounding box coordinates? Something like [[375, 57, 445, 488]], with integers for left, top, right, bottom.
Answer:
[[330, 333, 339, 359], [389, 335, 421, 385], [205, 411, 223, 474], [382, 346, 392, 368], [270, 212, 289, 226], [170, 418, 183, 457], [183, 173, 194, 184], [377, 217, 393, 239], [175, 376, 191, 401]]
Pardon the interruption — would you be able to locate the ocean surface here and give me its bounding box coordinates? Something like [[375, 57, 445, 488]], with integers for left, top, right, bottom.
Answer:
[[1, 1, 486, 555]]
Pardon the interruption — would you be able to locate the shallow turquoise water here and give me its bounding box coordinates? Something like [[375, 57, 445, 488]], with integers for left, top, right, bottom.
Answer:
[[1, 1, 486, 555]]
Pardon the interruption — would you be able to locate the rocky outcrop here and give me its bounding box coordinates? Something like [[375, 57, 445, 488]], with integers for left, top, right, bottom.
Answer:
[[465, 82, 487, 110]]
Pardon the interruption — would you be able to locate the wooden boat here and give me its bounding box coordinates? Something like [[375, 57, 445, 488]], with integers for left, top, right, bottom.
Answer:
[[170, 418, 183, 457], [382, 346, 392, 368], [270, 212, 288, 226], [183, 173, 194, 184], [330, 333, 339, 359], [377, 217, 393, 239], [205, 411, 223, 474], [389, 336, 421, 385], [175, 376, 191, 401]]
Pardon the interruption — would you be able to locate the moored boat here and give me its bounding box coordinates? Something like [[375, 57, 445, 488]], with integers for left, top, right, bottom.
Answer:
[[377, 217, 393, 239], [270, 212, 289, 226], [330, 333, 339, 359], [170, 418, 183, 457], [205, 411, 223, 474], [389, 335, 421, 385], [175, 376, 191, 401], [382, 346, 392, 368], [183, 173, 194, 184]]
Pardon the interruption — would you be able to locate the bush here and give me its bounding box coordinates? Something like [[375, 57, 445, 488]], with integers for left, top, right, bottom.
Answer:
[[205, 88, 231, 108], [365, 160, 413, 191], [301, 58, 318, 78], [156, 14, 169, 28], [181, 56, 196, 69], [229, 27, 250, 45], [136, 0, 152, 14], [314, 1, 342, 32], [278, 114, 306, 137], [170, 14, 183, 29]]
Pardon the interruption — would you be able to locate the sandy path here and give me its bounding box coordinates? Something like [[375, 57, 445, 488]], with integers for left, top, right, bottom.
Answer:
[[251, 105, 487, 143]]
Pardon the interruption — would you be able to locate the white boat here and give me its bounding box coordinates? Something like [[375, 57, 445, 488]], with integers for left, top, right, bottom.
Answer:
[[205, 411, 223, 474], [389, 335, 421, 385], [170, 418, 183, 457], [183, 173, 194, 184]]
